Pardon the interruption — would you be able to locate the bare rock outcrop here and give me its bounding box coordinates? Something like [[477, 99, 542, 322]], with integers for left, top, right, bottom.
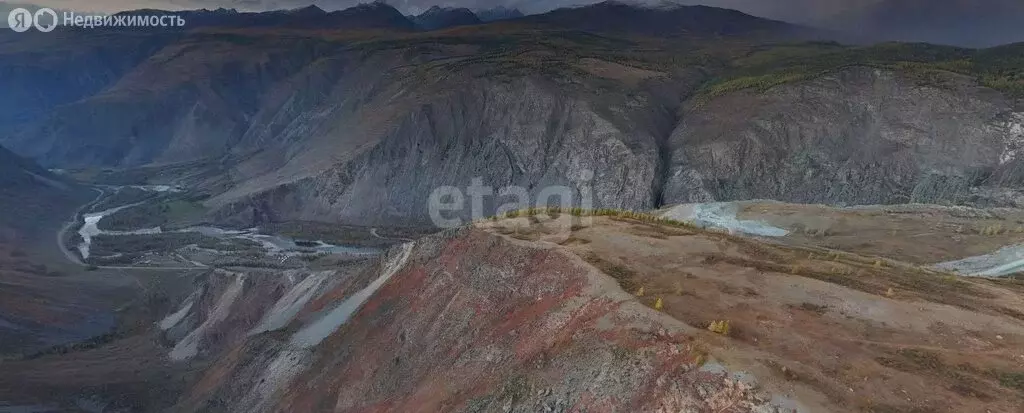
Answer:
[[664, 66, 1024, 207]]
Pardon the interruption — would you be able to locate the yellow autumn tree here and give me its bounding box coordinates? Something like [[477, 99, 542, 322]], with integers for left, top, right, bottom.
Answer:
[[708, 320, 731, 336]]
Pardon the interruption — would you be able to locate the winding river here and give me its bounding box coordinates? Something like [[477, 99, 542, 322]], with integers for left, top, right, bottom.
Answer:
[[76, 190, 379, 262], [77, 202, 161, 259]]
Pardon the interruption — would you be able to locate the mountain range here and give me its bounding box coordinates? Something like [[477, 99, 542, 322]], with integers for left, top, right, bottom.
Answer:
[[1, 1, 1022, 228], [112, 2, 418, 30], [3, 1, 1024, 412], [4, 0, 1022, 46], [409, 6, 481, 30]]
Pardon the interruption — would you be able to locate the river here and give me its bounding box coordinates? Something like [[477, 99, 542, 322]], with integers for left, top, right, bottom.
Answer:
[[76, 190, 379, 262]]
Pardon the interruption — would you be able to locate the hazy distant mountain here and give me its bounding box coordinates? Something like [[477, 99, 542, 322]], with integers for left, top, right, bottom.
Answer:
[[113, 1, 416, 30], [823, 0, 1024, 47], [411, 5, 480, 30], [475, 5, 523, 22], [520, 1, 815, 38], [17, 0, 1022, 47]]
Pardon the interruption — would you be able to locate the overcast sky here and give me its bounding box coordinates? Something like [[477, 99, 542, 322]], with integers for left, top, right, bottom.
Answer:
[[0, 0, 882, 23]]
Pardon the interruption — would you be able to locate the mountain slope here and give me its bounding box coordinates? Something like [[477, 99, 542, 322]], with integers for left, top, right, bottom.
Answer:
[[0, 145, 84, 239], [520, 1, 816, 39], [109, 210, 1024, 412], [475, 6, 524, 22], [0, 30, 178, 143], [665, 66, 1024, 207], [206, 47, 1024, 226], [1, 5, 1022, 227], [208, 74, 672, 226], [113, 2, 417, 30], [411, 6, 481, 30], [4, 32, 334, 167], [166, 229, 795, 412], [0, 146, 115, 357]]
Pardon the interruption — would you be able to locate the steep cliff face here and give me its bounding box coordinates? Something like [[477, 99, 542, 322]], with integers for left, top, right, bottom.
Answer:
[[5, 26, 684, 226], [214, 76, 670, 226], [217, 65, 1024, 226], [664, 66, 1024, 207]]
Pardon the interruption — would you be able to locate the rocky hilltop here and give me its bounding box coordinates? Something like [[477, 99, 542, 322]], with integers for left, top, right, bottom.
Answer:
[[164, 230, 783, 412]]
